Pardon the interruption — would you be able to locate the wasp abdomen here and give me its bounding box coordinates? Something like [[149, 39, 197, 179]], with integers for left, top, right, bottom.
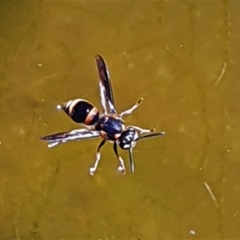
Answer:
[[61, 99, 99, 125]]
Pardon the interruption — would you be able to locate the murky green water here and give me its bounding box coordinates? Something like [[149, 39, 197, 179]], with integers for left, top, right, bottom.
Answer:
[[1, 0, 240, 239]]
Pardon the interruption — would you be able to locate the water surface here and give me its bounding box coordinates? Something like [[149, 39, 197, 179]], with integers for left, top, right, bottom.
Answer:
[[0, 0, 240, 239]]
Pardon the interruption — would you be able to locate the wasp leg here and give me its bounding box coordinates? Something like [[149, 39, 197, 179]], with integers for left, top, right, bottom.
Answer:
[[119, 97, 144, 118], [113, 142, 126, 174], [129, 125, 155, 134], [89, 139, 106, 175]]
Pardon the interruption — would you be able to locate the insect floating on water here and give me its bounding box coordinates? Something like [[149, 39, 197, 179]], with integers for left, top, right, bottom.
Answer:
[[40, 55, 165, 175]]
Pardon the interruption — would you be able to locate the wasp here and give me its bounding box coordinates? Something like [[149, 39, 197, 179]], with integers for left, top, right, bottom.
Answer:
[[40, 55, 165, 175]]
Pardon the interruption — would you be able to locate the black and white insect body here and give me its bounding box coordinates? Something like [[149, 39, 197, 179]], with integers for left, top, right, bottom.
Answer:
[[95, 116, 124, 141], [60, 99, 100, 125], [40, 55, 165, 175], [118, 128, 138, 150]]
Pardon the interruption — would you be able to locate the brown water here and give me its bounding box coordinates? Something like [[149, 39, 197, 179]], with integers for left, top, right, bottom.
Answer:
[[1, 0, 240, 239]]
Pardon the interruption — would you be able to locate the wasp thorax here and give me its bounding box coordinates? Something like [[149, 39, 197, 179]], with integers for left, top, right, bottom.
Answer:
[[61, 99, 99, 125]]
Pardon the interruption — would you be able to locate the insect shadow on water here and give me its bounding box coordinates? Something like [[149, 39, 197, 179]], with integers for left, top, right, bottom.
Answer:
[[40, 55, 165, 175]]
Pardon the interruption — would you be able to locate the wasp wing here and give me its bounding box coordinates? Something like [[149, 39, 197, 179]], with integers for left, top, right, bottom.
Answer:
[[95, 54, 116, 114], [40, 129, 100, 148]]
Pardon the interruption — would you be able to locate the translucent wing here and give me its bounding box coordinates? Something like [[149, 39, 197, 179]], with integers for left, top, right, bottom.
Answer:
[[95, 54, 116, 114], [40, 129, 100, 148]]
